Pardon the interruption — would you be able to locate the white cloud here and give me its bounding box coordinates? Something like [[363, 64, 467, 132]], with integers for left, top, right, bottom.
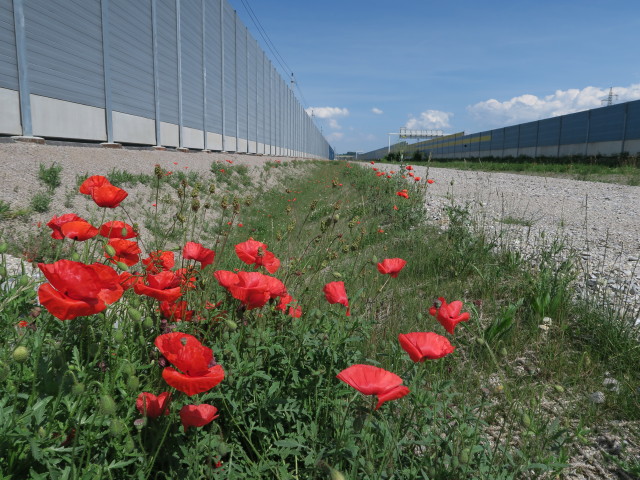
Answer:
[[467, 83, 640, 127], [305, 106, 349, 119], [327, 132, 344, 141], [328, 118, 342, 130], [405, 110, 452, 130], [371, 107, 383, 115]]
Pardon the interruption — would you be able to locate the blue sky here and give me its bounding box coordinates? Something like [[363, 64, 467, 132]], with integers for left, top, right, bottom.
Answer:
[[229, 0, 640, 154]]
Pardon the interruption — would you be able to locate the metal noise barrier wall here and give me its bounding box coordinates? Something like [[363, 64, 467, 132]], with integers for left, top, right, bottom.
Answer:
[[359, 100, 640, 161], [0, 0, 333, 159]]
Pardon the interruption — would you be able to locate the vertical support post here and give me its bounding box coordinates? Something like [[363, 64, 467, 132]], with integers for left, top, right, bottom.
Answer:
[[234, 10, 238, 151], [245, 26, 249, 152], [556, 117, 563, 158], [620, 102, 629, 155], [100, 0, 115, 144], [12, 0, 33, 137], [176, 0, 184, 149], [219, 0, 225, 151], [201, 0, 208, 150], [151, 0, 162, 147], [584, 109, 591, 157], [534, 121, 539, 159], [255, 41, 258, 153]]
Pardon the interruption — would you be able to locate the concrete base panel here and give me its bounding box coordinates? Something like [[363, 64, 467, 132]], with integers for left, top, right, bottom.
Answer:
[[622, 139, 640, 155], [223, 135, 236, 152], [248, 140, 257, 154], [537, 145, 559, 157], [237, 138, 248, 152], [160, 122, 179, 147], [0, 88, 22, 135], [503, 148, 518, 158], [559, 143, 587, 156], [113, 111, 155, 145], [518, 147, 536, 157], [182, 127, 204, 150], [207, 132, 223, 151], [587, 141, 623, 156], [31, 95, 106, 141], [257, 142, 265, 155]]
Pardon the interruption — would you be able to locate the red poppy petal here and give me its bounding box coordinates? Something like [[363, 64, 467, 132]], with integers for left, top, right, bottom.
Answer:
[[162, 366, 225, 396], [38, 283, 104, 320], [180, 404, 219, 432], [375, 385, 410, 409]]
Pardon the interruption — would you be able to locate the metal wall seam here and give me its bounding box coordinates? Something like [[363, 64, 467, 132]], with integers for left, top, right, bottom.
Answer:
[[201, 0, 207, 150], [219, 0, 225, 150], [11, 0, 29, 136], [151, 0, 161, 145], [100, 0, 113, 142], [175, 0, 183, 148]]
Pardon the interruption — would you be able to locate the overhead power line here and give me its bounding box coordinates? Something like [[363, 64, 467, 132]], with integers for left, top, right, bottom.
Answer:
[[237, 0, 311, 111]]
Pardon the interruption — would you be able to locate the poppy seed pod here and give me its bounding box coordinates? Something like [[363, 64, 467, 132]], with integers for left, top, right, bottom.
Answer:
[[72, 382, 85, 396], [99, 395, 117, 416], [104, 244, 117, 257], [12, 346, 29, 363], [128, 307, 142, 322]]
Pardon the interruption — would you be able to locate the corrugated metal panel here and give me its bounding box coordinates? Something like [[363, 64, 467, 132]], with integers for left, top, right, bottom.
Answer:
[[156, 0, 178, 124], [180, 0, 203, 130], [589, 104, 625, 142], [247, 36, 257, 144], [0, 0, 18, 90], [490, 128, 504, 150], [625, 100, 640, 140], [518, 122, 537, 148], [205, 0, 222, 134], [479, 131, 492, 151], [256, 49, 265, 144], [560, 110, 588, 145], [109, 0, 154, 119], [23, 0, 104, 107], [236, 20, 247, 142], [223, 2, 235, 139], [503, 126, 518, 149], [537, 117, 561, 146]]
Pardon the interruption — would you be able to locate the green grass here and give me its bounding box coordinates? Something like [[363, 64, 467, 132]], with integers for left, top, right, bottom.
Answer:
[[29, 190, 52, 213], [1, 161, 638, 479], [38, 162, 63, 192]]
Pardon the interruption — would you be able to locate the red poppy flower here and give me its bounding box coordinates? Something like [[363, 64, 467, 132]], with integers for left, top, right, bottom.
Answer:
[[90, 184, 128, 208], [105, 238, 141, 266], [414, 176, 421, 182], [376, 258, 407, 278], [235, 238, 280, 274], [370, 161, 375, 164], [396, 190, 409, 199], [175, 267, 197, 290], [427, 179, 434, 184], [393, 205, 399, 210], [406, 165, 413, 170], [47, 213, 86, 239], [59, 220, 99, 241], [428, 297, 470, 334], [263, 275, 287, 299], [288, 304, 302, 318], [142, 250, 175, 273], [118, 271, 141, 290], [214, 270, 239, 289], [226, 271, 272, 310], [323, 281, 350, 316], [408, 172, 414, 177], [276, 293, 294, 312], [38, 260, 124, 320], [180, 404, 219, 432], [398, 332, 455, 362], [372, 167, 378, 171], [99, 221, 137, 239], [160, 300, 194, 322], [79, 175, 110, 195], [337, 364, 410, 410], [155, 332, 225, 396], [136, 392, 171, 418], [134, 270, 182, 302], [183, 242, 215, 269]]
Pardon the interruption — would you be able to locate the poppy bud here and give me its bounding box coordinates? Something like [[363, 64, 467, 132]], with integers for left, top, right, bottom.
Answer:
[[121, 227, 129, 237], [126, 376, 140, 391], [328, 467, 346, 480], [104, 244, 117, 257], [12, 346, 29, 363], [116, 261, 129, 271], [458, 448, 471, 465], [332, 214, 340, 223], [417, 312, 423, 321], [209, 184, 216, 194], [121, 362, 135, 376], [0, 266, 6, 278], [18, 275, 29, 287], [554, 385, 565, 393], [72, 382, 85, 396], [177, 213, 185, 223], [128, 307, 142, 322], [499, 347, 508, 357], [142, 317, 153, 329], [109, 419, 125, 437], [0, 241, 7, 253], [113, 330, 125, 343], [71, 252, 81, 261], [224, 319, 238, 331], [521, 413, 532, 428], [371, 255, 378, 264], [99, 395, 117, 416], [0, 362, 9, 381], [332, 272, 342, 278], [475, 337, 486, 346]]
